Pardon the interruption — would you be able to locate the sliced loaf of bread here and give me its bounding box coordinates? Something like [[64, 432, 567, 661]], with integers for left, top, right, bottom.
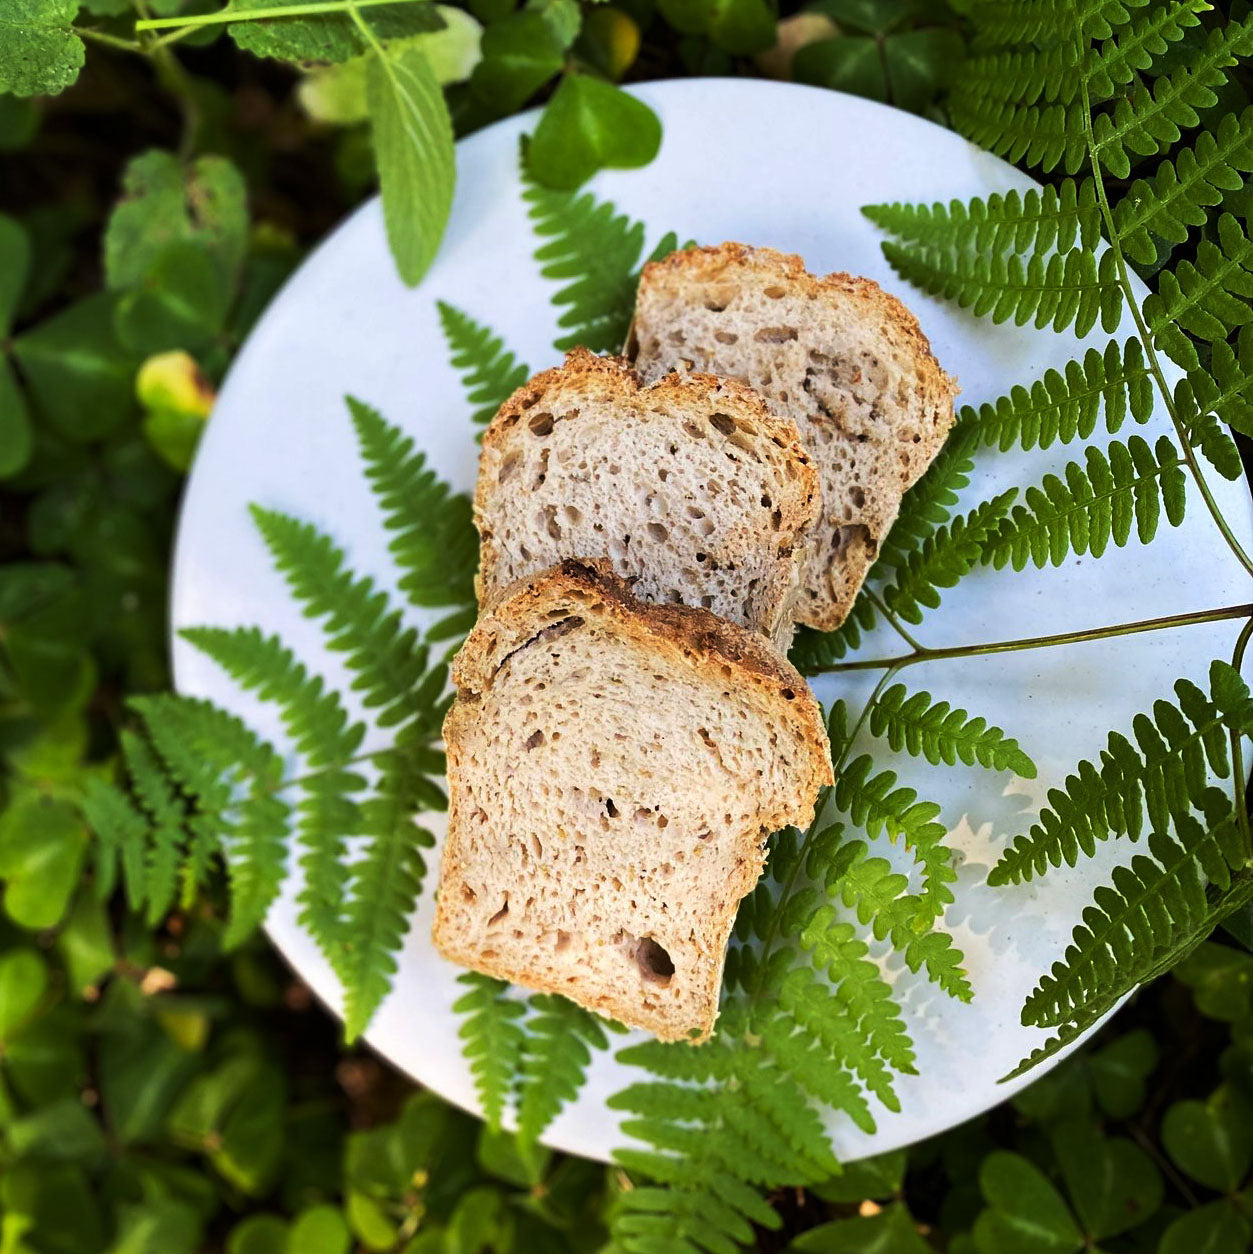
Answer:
[[475, 348, 820, 650], [432, 559, 833, 1041], [628, 243, 960, 632]]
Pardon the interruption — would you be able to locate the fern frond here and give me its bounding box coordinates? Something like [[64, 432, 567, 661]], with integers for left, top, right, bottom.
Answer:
[[1146, 213, 1253, 369], [611, 1000, 837, 1254], [130, 694, 289, 948], [1088, 0, 1208, 101], [1092, 17, 1253, 179], [180, 625, 366, 965], [835, 754, 956, 922], [347, 397, 478, 611], [989, 661, 1252, 886], [864, 182, 1101, 258], [949, 95, 1087, 175], [81, 778, 146, 902], [870, 683, 1037, 776], [515, 994, 611, 1145], [435, 301, 530, 426], [1020, 794, 1250, 1033], [967, 339, 1154, 451], [1174, 329, 1250, 479], [117, 728, 186, 925], [340, 746, 436, 1040], [452, 973, 525, 1132], [969, 0, 1146, 48], [955, 44, 1082, 108], [980, 435, 1186, 570], [249, 506, 436, 730], [523, 160, 682, 353], [1114, 108, 1253, 266], [881, 490, 1018, 626], [881, 240, 1121, 336], [788, 599, 878, 672]]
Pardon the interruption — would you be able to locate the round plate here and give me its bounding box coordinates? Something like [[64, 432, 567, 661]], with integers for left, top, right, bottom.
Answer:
[[171, 78, 1252, 1163]]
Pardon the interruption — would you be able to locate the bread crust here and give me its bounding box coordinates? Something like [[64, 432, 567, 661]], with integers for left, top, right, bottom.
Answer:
[[474, 348, 821, 645], [629, 244, 960, 632], [435, 560, 833, 1041]]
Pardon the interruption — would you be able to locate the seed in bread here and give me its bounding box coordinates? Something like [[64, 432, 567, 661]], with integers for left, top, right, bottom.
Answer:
[[628, 243, 960, 632], [432, 559, 833, 1042], [475, 348, 820, 651]]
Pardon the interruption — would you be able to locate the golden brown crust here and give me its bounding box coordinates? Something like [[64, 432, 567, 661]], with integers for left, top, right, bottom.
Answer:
[[453, 559, 830, 780], [631, 244, 959, 404]]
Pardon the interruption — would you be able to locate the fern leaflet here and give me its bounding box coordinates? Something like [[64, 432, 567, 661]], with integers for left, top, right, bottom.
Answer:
[[1009, 792, 1253, 1076], [949, 96, 1087, 176], [881, 239, 1122, 336], [980, 435, 1187, 570], [1146, 212, 1253, 370], [348, 396, 478, 611], [881, 490, 1018, 626], [864, 182, 1102, 259], [523, 159, 682, 354], [1114, 107, 1253, 266], [1088, 0, 1208, 101], [179, 625, 366, 968], [967, 339, 1154, 451], [436, 301, 530, 426], [340, 746, 437, 1040], [870, 683, 1037, 776], [515, 994, 611, 1146], [452, 973, 526, 1132], [250, 506, 438, 730], [989, 661, 1252, 886], [969, 0, 1147, 47], [1092, 16, 1253, 178]]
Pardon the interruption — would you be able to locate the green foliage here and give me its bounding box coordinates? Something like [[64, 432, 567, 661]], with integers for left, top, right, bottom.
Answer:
[[869, 683, 1037, 776], [881, 490, 1018, 626], [980, 434, 1187, 570], [436, 301, 530, 427], [527, 74, 662, 190], [0, 0, 84, 97], [964, 339, 1155, 452], [524, 160, 683, 353], [990, 662, 1251, 886], [453, 973, 526, 1131]]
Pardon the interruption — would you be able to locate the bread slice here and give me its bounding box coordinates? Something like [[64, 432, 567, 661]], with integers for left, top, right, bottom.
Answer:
[[432, 559, 833, 1042], [628, 244, 960, 632], [475, 348, 820, 651]]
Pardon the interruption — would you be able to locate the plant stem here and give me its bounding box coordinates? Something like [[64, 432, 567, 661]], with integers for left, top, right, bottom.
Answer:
[[865, 586, 926, 653], [1230, 615, 1253, 862], [804, 603, 1253, 676], [1075, 37, 1253, 580], [77, 25, 144, 51], [134, 0, 424, 31]]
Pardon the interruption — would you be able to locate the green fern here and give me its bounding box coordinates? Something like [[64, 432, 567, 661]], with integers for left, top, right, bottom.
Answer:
[[970, 0, 1147, 48], [436, 301, 530, 427], [348, 396, 478, 612], [340, 746, 438, 1040], [178, 625, 365, 967], [1092, 17, 1253, 178], [523, 157, 682, 353], [249, 506, 439, 731], [1145, 212, 1253, 371], [1114, 107, 1253, 266], [949, 95, 1087, 175], [788, 599, 879, 673], [966, 339, 1154, 452], [515, 995, 612, 1146], [1088, 0, 1209, 100], [1009, 796, 1252, 1075], [980, 435, 1187, 570], [1174, 329, 1249, 479], [452, 973, 526, 1132], [881, 489, 1018, 626], [989, 661, 1252, 887], [881, 238, 1122, 336], [863, 182, 1102, 258], [870, 683, 1037, 776]]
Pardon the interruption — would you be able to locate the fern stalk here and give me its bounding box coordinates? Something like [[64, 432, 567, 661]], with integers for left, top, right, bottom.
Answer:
[[1230, 617, 1253, 863], [1072, 22, 1253, 580], [802, 603, 1253, 677]]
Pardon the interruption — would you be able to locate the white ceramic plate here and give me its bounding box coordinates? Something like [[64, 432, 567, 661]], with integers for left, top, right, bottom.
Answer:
[[171, 78, 1252, 1163]]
